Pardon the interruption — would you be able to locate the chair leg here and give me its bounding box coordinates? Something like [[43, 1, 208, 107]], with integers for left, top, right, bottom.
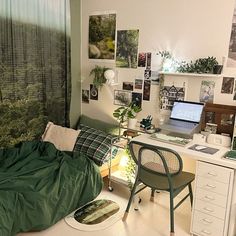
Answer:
[[122, 177, 139, 221], [169, 191, 175, 235], [188, 183, 193, 208], [150, 188, 155, 202]]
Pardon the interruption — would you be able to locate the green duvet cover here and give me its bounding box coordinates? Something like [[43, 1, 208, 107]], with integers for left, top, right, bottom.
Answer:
[[0, 141, 103, 236]]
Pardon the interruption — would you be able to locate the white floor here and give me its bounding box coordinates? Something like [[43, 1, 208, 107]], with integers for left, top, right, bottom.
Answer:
[[18, 179, 192, 236]]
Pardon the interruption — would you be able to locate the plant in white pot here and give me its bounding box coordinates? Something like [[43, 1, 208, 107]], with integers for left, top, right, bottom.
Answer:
[[113, 102, 142, 131]]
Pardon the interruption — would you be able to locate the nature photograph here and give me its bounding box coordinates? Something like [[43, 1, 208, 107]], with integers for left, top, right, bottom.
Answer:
[[88, 13, 116, 59]]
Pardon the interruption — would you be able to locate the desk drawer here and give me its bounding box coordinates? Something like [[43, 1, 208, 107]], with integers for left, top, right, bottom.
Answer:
[[196, 176, 228, 196], [195, 188, 227, 208], [192, 211, 224, 236], [197, 162, 231, 184], [194, 199, 226, 220]]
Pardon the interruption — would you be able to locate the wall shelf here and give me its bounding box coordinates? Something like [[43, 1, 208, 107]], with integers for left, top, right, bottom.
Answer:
[[159, 71, 222, 78]]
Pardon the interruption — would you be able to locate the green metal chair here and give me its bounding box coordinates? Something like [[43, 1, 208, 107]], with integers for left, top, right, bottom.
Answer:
[[122, 140, 195, 236]]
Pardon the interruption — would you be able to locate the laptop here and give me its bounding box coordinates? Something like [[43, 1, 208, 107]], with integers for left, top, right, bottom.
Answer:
[[160, 101, 204, 137]]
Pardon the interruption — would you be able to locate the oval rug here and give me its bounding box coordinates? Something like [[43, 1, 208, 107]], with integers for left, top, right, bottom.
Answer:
[[64, 199, 122, 231]]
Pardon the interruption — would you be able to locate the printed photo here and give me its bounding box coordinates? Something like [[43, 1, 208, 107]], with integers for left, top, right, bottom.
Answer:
[[116, 29, 139, 68], [90, 84, 98, 100], [82, 89, 89, 103], [132, 92, 142, 108], [146, 52, 152, 69], [123, 82, 134, 91], [114, 90, 132, 106], [199, 80, 215, 103], [89, 13, 116, 60], [144, 69, 151, 79], [227, 0, 236, 67], [221, 77, 234, 94], [138, 52, 146, 67], [151, 70, 160, 85], [135, 79, 143, 89], [143, 80, 151, 101], [160, 85, 185, 110]]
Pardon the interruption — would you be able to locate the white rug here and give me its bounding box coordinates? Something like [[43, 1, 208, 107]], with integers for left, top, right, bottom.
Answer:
[[64, 195, 125, 231]]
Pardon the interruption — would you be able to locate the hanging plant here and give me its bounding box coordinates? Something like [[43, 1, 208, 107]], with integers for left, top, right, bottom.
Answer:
[[89, 65, 109, 89]]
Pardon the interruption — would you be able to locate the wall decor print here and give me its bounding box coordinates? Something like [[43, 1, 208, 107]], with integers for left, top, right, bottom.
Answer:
[[114, 90, 132, 106], [132, 92, 142, 108], [146, 52, 152, 69], [199, 80, 215, 103], [221, 77, 234, 94], [123, 82, 134, 91], [82, 90, 89, 103], [89, 13, 116, 59], [227, 1, 236, 67], [90, 84, 98, 100], [135, 79, 143, 89], [144, 69, 151, 79], [151, 71, 160, 85], [143, 80, 151, 101], [138, 52, 146, 67], [160, 86, 185, 110], [233, 83, 236, 100], [116, 29, 139, 68]]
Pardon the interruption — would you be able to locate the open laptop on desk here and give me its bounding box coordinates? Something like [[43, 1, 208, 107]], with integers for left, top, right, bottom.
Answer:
[[160, 101, 204, 138]]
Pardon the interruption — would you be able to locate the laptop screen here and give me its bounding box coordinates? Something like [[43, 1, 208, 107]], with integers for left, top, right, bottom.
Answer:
[[170, 101, 204, 123]]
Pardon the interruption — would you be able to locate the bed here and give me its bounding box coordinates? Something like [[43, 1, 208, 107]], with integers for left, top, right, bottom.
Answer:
[[0, 116, 119, 236]]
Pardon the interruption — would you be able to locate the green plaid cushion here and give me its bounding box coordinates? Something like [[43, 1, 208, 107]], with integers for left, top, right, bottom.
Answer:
[[74, 126, 118, 166]]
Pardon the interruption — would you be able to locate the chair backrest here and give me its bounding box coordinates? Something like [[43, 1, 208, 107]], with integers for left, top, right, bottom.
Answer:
[[129, 140, 183, 176]]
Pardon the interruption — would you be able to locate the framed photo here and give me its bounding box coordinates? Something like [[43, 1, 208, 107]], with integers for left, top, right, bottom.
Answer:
[[143, 80, 151, 101], [135, 79, 143, 89], [114, 90, 132, 106], [138, 52, 146, 67], [132, 92, 142, 108], [82, 89, 89, 103], [122, 82, 134, 91], [90, 84, 98, 100], [221, 77, 234, 94]]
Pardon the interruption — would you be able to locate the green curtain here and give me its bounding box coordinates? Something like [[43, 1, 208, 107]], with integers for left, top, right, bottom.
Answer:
[[0, 0, 71, 147]]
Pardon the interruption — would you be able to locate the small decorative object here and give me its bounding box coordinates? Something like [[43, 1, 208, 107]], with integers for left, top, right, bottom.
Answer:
[[140, 115, 153, 130], [213, 64, 223, 74], [90, 65, 109, 89], [205, 122, 217, 134], [104, 69, 119, 85]]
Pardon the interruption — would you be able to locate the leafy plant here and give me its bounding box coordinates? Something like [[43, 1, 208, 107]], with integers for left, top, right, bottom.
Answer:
[[113, 102, 142, 123], [89, 65, 109, 89], [177, 56, 218, 74]]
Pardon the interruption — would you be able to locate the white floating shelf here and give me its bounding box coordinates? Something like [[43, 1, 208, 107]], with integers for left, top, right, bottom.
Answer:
[[159, 71, 223, 78]]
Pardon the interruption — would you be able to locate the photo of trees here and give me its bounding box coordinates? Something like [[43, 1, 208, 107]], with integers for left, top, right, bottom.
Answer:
[[89, 13, 116, 59], [116, 30, 139, 68]]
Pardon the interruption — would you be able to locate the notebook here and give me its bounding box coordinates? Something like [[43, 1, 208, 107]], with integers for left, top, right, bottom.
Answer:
[[160, 101, 204, 136]]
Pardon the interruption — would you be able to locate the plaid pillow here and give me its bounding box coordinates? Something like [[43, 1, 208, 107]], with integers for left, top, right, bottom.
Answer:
[[74, 126, 118, 166]]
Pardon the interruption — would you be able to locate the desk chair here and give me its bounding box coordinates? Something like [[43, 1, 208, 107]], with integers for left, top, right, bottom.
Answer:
[[122, 140, 195, 236]]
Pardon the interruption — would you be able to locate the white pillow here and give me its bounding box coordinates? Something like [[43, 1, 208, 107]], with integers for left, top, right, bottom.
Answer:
[[42, 122, 80, 151]]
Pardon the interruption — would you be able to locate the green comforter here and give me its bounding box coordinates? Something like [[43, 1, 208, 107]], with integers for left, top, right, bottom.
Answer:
[[0, 141, 103, 236]]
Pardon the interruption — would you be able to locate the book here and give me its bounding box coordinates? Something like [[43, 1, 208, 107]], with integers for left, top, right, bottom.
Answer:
[[224, 150, 236, 160]]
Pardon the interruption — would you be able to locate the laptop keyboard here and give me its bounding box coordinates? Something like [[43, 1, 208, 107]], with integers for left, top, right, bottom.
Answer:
[[169, 120, 196, 128]]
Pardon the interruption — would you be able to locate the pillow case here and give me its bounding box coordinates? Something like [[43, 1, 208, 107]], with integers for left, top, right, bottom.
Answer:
[[76, 115, 119, 135], [42, 122, 80, 151], [74, 126, 118, 166]]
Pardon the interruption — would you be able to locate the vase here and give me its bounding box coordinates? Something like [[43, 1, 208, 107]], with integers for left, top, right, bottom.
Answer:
[[128, 118, 137, 129]]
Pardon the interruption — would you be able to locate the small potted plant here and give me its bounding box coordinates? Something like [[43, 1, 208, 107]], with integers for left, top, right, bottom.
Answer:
[[113, 102, 142, 130], [90, 65, 109, 89]]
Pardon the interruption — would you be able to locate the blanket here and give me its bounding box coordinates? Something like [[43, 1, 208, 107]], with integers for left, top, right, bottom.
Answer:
[[0, 141, 103, 236]]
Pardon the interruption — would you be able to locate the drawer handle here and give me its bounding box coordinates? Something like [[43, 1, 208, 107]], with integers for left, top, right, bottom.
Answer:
[[204, 195, 215, 201], [202, 218, 213, 224], [207, 172, 217, 177], [206, 184, 216, 189], [203, 207, 214, 213], [201, 229, 212, 235]]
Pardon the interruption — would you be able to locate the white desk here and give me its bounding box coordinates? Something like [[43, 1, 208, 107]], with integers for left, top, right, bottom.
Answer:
[[132, 134, 236, 236]]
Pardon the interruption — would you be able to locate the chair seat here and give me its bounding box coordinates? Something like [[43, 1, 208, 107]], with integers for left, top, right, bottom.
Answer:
[[140, 168, 195, 191]]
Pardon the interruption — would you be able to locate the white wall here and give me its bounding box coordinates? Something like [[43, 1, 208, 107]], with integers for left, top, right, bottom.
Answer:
[[81, 0, 236, 126]]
